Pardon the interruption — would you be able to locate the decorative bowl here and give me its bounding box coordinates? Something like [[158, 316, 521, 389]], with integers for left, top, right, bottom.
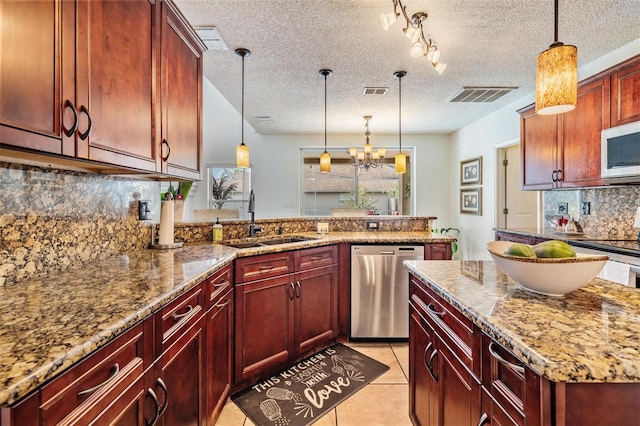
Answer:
[[487, 241, 608, 296]]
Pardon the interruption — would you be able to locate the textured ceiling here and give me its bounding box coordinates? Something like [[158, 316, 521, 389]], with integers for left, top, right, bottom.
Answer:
[[173, 0, 640, 135]]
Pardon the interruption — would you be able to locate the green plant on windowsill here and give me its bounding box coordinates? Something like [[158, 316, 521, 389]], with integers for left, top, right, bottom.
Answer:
[[211, 175, 238, 208], [432, 227, 460, 259]]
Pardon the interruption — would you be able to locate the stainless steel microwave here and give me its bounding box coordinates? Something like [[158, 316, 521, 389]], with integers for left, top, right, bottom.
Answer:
[[601, 121, 640, 183]]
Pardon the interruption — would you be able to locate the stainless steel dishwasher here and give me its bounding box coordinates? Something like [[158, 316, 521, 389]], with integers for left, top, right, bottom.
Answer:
[[351, 244, 424, 339]]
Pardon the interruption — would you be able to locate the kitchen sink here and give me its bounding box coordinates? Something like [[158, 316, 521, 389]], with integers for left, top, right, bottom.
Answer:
[[225, 236, 318, 249]]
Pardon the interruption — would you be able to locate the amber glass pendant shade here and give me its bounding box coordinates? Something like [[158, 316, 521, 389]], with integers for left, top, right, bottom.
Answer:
[[395, 153, 406, 174], [535, 43, 577, 115], [236, 143, 249, 168], [320, 151, 331, 173]]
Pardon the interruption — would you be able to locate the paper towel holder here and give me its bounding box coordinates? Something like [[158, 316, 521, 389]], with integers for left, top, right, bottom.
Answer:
[[150, 224, 184, 250]]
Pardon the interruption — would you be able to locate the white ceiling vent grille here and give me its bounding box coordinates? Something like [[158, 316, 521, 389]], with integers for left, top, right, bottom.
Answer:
[[449, 86, 518, 103], [363, 87, 388, 95], [194, 27, 228, 51], [256, 116, 273, 123]]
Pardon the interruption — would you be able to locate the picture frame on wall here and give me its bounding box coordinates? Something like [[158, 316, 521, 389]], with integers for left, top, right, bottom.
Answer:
[[460, 156, 482, 185], [460, 187, 482, 215]]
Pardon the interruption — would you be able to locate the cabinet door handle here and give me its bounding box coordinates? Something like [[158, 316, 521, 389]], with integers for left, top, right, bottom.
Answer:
[[214, 298, 230, 308], [258, 265, 275, 270], [79, 105, 92, 141], [145, 388, 160, 426], [63, 99, 79, 137], [477, 412, 490, 426], [309, 256, 323, 261], [295, 281, 301, 298], [427, 303, 445, 317], [161, 139, 171, 161], [77, 363, 120, 398], [289, 282, 295, 300], [427, 350, 439, 382], [156, 378, 169, 417], [173, 305, 193, 320], [551, 170, 558, 182], [214, 280, 229, 288], [488, 342, 525, 374], [422, 341, 433, 369], [556, 169, 563, 182]]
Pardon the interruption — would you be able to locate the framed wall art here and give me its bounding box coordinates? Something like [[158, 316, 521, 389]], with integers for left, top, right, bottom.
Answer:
[[460, 187, 482, 215], [460, 156, 482, 185]]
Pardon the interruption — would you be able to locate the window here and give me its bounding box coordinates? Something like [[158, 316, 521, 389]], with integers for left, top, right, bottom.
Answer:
[[300, 147, 413, 216], [205, 165, 251, 219]]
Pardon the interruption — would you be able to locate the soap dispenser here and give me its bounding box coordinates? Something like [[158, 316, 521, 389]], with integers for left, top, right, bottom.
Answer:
[[213, 218, 223, 243]]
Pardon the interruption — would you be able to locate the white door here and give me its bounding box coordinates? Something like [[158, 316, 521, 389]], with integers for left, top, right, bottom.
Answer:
[[498, 144, 538, 229]]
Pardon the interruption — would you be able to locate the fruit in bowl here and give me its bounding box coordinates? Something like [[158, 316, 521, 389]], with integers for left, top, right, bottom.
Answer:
[[487, 240, 608, 296]]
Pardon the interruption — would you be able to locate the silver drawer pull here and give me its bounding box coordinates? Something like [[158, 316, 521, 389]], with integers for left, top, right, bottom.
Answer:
[[78, 363, 120, 398], [309, 256, 324, 261], [427, 303, 445, 317], [173, 305, 193, 320], [215, 299, 230, 308], [214, 280, 229, 288], [145, 388, 160, 426], [258, 265, 274, 270], [488, 342, 525, 374], [477, 412, 489, 426]]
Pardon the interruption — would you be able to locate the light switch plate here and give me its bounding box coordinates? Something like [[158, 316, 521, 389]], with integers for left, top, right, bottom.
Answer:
[[138, 200, 152, 220], [366, 221, 379, 230]]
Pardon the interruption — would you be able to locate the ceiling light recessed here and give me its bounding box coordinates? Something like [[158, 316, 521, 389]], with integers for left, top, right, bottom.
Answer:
[[363, 87, 388, 95], [449, 86, 518, 103]]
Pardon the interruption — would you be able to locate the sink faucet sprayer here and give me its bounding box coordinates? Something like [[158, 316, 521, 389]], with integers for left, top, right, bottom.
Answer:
[[248, 190, 263, 237]]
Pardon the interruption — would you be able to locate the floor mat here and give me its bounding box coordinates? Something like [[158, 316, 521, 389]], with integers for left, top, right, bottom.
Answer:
[[231, 343, 390, 426]]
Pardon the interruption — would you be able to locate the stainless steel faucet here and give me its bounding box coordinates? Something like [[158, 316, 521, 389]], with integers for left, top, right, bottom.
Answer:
[[248, 190, 263, 237]]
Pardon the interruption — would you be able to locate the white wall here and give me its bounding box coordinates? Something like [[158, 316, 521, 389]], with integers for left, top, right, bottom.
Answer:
[[192, 77, 451, 223], [449, 38, 640, 260]]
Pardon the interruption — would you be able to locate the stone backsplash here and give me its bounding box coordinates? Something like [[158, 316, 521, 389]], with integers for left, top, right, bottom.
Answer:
[[1, 162, 434, 285], [543, 186, 640, 239]]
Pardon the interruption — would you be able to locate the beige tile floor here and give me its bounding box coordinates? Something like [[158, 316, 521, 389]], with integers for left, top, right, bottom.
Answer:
[[216, 342, 411, 426]]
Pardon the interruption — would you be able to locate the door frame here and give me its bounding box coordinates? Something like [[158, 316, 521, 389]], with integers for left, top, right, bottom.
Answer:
[[494, 138, 542, 229]]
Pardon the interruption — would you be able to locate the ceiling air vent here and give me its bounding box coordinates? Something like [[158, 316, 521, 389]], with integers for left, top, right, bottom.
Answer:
[[363, 87, 388, 95], [194, 27, 228, 51], [449, 86, 518, 103], [256, 116, 273, 123]]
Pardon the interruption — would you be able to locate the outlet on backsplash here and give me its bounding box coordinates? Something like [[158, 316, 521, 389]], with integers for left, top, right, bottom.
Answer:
[[582, 201, 591, 215]]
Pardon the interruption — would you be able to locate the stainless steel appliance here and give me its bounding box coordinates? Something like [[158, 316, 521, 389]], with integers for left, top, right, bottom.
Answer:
[[572, 244, 640, 288], [351, 244, 424, 339], [601, 121, 640, 183]]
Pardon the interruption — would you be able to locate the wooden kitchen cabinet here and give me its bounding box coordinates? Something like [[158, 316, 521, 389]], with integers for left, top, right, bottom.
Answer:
[[611, 56, 640, 127], [153, 282, 207, 425], [0, 0, 73, 155], [409, 305, 438, 425], [234, 245, 338, 387], [74, 0, 157, 172], [204, 264, 234, 424], [520, 76, 609, 190], [0, 0, 204, 179], [424, 242, 452, 260], [158, 1, 205, 180]]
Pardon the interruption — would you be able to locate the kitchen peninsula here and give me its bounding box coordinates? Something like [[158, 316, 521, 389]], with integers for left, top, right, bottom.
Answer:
[[0, 227, 453, 425], [404, 260, 640, 425]]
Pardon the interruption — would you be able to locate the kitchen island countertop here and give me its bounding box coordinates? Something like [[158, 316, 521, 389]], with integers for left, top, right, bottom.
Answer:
[[0, 231, 451, 407], [404, 260, 640, 383]]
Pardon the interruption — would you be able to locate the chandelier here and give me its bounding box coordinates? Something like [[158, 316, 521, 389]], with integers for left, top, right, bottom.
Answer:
[[380, 0, 446, 74], [349, 116, 386, 170]]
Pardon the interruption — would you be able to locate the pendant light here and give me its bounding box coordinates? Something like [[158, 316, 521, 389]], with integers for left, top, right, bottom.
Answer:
[[319, 69, 333, 173], [535, 0, 577, 115], [235, 48, 251, 168], [393, 71, 407, 174]]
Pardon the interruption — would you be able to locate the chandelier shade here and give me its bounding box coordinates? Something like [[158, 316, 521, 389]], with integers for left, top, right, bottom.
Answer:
[[535, 0, 577, 115]]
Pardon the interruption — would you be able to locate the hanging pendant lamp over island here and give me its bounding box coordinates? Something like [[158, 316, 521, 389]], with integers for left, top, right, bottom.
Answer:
[[535, 0, 577, 115], [319, 69, 333, 173], [235, 48, 251, 168], [394, 70, 407, 174]]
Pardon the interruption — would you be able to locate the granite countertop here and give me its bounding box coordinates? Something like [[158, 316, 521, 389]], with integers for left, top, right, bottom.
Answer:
[[404, 260, 640, 383], [0, 231, 450, 407]]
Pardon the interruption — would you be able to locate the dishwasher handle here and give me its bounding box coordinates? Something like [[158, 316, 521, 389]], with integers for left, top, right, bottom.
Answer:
[[380, 251, 396, 255]]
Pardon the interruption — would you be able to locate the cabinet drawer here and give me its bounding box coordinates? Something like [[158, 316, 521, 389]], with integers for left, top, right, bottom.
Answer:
[[410, 275, 480, 376], [482, 335, 527, 425], [296, 244, 337, 270], [159, 283, 204, 349], [40, 323, 146, 425], [206, 264, 233, 308], [235, 252, 294, 283]]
